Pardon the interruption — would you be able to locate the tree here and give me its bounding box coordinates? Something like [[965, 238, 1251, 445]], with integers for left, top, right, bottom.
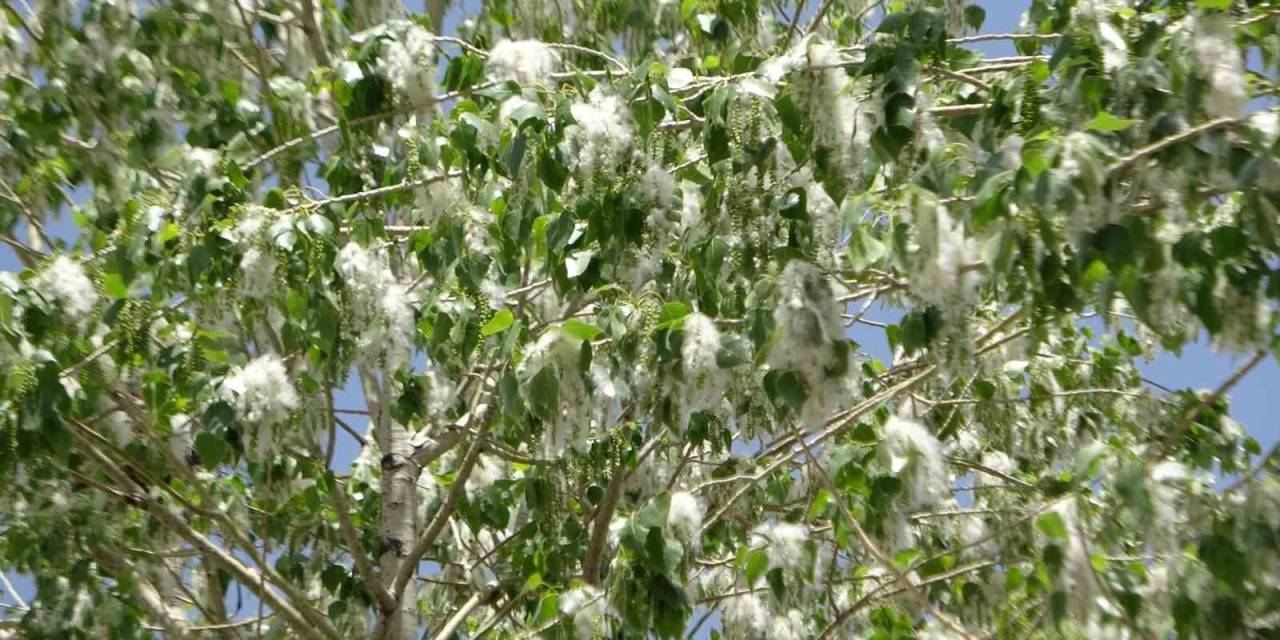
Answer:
[[2, 0, 1279, 637]]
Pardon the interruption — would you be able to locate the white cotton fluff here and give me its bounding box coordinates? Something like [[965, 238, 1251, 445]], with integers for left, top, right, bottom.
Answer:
[[795, 41, 873, 181], [238, 246, 278, 299], [911, 204, 982, 308], [680, 313, 728, 423], [267, 75, 315, 130], [1048, 500, 1096, 619], [769, 609, 809, 640], [375, 21, 436, 106], [414, 172, 464, 226], [695, 564, 736, 599], [881, 416, 949, 509], [722, 592, 769, 640], [773, 261, 844, 362], [168, 413, 194, 460], [336, 242, 414, 371], [518, 331, 622, 458], [96, 398, 133, 448], [1147, 460, 1190, 552], [567, 87, 634, 176], [958, 514, 992, 558], [486, 39, 559, 86], [639, 164, 678, 209], [770, 261, 854, 426], [220, 354, 298, 424], [1194, 14, 1246, 119], [424, 367, 455, 418], [33, 256, 98, 323], [667, 491, 704, 547], [464, 454, 504, 499], [560, 585, 609, 640], [498, 94, 541, 126], [479, 279, 508, 310], [751, 522, 811, 577]]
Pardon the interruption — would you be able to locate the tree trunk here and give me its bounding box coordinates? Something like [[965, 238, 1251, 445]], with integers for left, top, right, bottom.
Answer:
[[363, 368, 420, 640]]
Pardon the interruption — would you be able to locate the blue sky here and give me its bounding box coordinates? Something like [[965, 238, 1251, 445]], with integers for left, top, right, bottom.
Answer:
[[1, 0, 1276, 627]]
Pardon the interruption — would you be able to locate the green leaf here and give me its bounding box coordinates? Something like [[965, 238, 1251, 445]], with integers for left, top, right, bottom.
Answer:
[[1086, 111, 1140, 133], [102, 272, 128, 299], [745, 548, 769, 586], [557, 319, 602, 341], [481, 309, 514, 337], [1199, 533, 1247, 589], [1036, 512, 1069, 540], [1195, 0, 1232, 7], [528, 368, 560, 422], [537, 594, 559, 623], [658, 302, 691, 325], [807, 489, 830, 520], [195, 432, 229, 468]]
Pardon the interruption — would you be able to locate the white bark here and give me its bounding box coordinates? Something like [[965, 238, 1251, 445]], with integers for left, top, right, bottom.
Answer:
[[362, 366, 420, 640]]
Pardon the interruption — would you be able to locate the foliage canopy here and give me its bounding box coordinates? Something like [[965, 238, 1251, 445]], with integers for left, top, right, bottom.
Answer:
[[2, 0, 1280, 639]]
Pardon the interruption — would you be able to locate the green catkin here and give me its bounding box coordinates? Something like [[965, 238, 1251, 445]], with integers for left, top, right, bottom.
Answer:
[[1019, 74, 1042, 136]]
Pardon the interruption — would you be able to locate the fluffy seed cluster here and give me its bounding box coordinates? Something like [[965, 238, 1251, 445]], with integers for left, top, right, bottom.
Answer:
[[375, 21, 436, 106], [33, 256, 98, 323], [567, 87, 634, 177], [1194, 14, 1246, 119], [225, 206, 297, 300], [881, 416, 949, 509], [794, 41, 874, 182], [486, 39, 559, 86], [769, 609, 809, 640], [518, 331, 622, 458], [751, 521, 811, 577], [770, 261, 856, 426], [336, 242, 414, 371], [560, 585, 609, 640], [220, 354, 298, 458], [464, 454, 505, 499], [1048, 500, 1096, 618], [722, 592, 768, 640], [911, 204, 982, 308], [666, 491, 704, 548], [679, 312, 728, 425]]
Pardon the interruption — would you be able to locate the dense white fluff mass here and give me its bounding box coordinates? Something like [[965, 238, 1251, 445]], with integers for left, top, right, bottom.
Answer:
[[1048, 500, 1096, 618], [168, 413, 194, 460], [464, 454, 504, 499], [221, 354, 298, 424], [751, 522, 810, 577], [881, 416, 949, 509], [238, 246, 278, 299], [679, 313, 728, 423], [958, 514, 992, 557], [722, 592, 768, 640], [769, 609, 808, 640], [34, 256, 98, 322], [560, 585, 609, 640], [794, 41, 873, 181], [220, 354, 298, 458], [639, 164, 678, 209], [667, 491, 704, 547], [567, 87, 634, 176], [770, 261, 856, 426], [486, 39, 559, 86], [96, 398, 133, 448], [1194, 14, 1246, 119], [375, 21, 436, 105], [337, 242, 414, 370], [518, 332, 622, 458], [911, 204, 982, 308]]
